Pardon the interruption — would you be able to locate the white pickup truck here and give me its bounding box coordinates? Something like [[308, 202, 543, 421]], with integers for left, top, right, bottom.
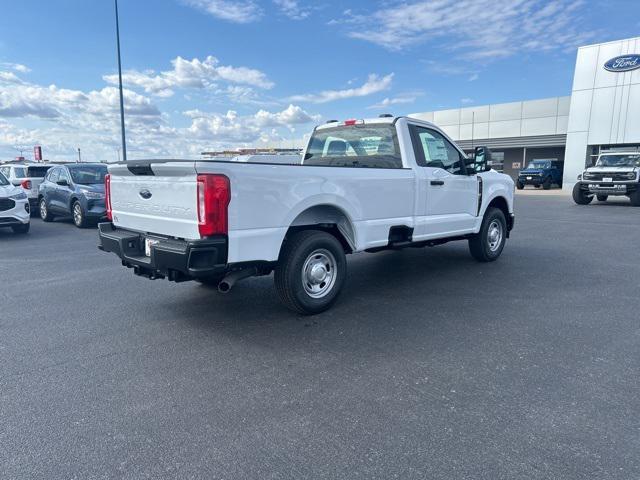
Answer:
[[98, 116, 515, 314]]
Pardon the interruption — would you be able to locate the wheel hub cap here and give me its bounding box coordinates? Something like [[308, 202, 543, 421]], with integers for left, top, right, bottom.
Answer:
[[302, 249, 337, 299], [487, 220, 503, 252]]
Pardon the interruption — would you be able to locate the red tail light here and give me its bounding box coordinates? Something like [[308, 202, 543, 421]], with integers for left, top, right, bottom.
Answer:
[[197, 174, 230, 237], [105, 173, 112, 221], [21, 179, 32, 190], [344, 119, 357, 126]]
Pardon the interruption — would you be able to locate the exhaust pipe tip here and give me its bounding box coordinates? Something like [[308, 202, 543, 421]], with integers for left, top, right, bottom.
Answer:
[[218, 281, 232, 293]]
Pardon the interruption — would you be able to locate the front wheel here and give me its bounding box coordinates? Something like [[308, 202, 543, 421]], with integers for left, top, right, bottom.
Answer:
[[596, 194, 608, 202], [274, 230, 347, 315], [572, 183, 593, 205], [630, 190, 640, 207], [516, 180, 524, 190], [468, 207, 507, 262], [542, 177, 552, 190], [11, 223, 30, 234]]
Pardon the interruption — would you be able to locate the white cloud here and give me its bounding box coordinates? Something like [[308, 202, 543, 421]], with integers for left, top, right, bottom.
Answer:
[[185, 104, 320, 141], [103, 55, 274, 98], [335, 0, 595, 59], [289, 73, 394, 104], [1, 62, 31, 73], [368, 92, 424, 110], [460, 98, 474, 104], [181, 0, 261, 23], [273, 0, 311, 20], [468, 73, 479, 82], [0, 66, 317, 161]]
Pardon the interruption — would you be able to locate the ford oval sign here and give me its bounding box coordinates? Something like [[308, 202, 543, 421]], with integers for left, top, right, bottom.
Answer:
[[604, 54, 640, 72]]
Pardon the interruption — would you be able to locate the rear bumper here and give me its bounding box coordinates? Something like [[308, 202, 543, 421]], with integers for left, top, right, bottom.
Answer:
[[97, 222, 228, 282]]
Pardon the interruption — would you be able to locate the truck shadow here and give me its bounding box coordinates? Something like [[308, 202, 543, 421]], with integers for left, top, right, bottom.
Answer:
[[167, 244, 499, 348]]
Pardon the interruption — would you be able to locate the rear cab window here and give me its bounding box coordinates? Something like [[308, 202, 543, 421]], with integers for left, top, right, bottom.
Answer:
[[304, 124, 403, 169], [27, 166, 50, 178]]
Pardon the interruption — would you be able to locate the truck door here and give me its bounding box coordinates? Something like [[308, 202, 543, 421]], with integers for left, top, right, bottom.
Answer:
[[409, 125, 478, 238]]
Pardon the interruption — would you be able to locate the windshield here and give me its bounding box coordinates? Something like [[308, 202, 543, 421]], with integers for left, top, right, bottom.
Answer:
[[527, 160, 550, 169], [69, 165, 107, 184], [0, 172, 9, 186], [596, 154, 640, 167], [304, 124, 402, 169]]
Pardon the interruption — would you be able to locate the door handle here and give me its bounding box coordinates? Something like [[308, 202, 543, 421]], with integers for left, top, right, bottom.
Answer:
[[430, 180, 445, 186]]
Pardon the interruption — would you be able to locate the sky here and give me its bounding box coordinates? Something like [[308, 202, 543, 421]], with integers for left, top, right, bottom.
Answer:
[[0, 0, 638, 162]]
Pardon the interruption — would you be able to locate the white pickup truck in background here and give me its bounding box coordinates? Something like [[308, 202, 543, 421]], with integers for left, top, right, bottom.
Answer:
[[99, 116, 515, 314]]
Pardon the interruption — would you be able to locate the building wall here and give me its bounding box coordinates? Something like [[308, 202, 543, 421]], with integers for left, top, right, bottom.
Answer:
[[410, 97, 570, 142], [564, 37, 640, 189]]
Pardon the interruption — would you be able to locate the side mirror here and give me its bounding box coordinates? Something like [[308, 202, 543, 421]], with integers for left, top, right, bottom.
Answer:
[[473, 146, 493, 173], [56, 179, 69, 186], [11, 180, 22, 186]]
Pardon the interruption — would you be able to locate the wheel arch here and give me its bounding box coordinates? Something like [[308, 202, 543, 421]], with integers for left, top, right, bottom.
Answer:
[[486, 196, 513, 233], [284, 204, 356, 254]]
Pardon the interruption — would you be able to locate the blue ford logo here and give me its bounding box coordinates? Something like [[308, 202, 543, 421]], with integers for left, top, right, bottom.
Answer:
[[139, 188, 152, 199], [604, 54, 640, 72]]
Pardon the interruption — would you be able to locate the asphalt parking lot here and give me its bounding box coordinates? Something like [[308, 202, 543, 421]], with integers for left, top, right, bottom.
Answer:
[[2, 195, 640, 479]]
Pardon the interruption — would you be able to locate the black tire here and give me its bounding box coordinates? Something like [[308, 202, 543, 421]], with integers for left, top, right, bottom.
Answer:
[[274, 230, 347, 315], [516, 180, 524, 190], [534, 184, 541, 189], [542, 177, 552, 190], [572, 183, 593, 205], [39, 197, 54, 222], [630, 190, 640, 207], [596, 194, 608, 202], [11, 223, 30, 234], [469, 207, 507, 263], [72, 200, 89, 228]]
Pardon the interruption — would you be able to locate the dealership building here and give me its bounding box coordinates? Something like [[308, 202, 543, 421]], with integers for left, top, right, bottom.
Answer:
[[409, 36, 640, 189]]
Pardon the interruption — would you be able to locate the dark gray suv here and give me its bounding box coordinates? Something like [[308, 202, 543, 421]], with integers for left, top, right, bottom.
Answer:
[[38, 164, 107, 228]]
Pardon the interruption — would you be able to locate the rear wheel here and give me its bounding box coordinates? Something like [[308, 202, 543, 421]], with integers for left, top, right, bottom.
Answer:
[[39, 198, 54, 222], [274, 230, 346, 315], [572, 183, 593, 205], [516, 180, 524, 190], [468, 207, 507, 262], [72, 201, 89, 228], [11, 223, 30, 234], [596, 194, 608, 202]]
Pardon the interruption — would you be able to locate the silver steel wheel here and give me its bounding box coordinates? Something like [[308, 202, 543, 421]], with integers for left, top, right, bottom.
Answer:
[[301, 249, 337, 299], [487, 219, 503, 252], [39, 199, 47, 219], [73, 203, 83, 226]]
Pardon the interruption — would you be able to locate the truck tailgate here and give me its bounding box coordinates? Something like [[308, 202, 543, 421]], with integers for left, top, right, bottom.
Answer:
[[108, 161, 200, 239]]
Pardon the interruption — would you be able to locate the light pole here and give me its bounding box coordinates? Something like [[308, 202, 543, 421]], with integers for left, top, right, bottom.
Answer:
[[77, 148, 81, 163], [115, 0, 127, 162]]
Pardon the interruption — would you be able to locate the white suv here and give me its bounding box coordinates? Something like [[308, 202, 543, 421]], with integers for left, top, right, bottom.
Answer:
[[0, 171, 30, 234]]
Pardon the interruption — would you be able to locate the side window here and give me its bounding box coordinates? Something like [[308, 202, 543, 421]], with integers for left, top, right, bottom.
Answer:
[[0, 167, 10, 178], [58, 168, 70, 183], [48, 168, 59, 183], [411, 126, 465, 175]]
